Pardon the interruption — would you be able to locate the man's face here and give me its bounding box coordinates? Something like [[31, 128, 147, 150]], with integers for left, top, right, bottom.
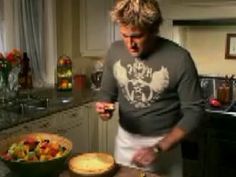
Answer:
[[120, 25, 152, 57]]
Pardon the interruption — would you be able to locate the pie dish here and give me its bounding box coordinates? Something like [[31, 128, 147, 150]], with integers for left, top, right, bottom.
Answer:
[[69, 153, 115, 176]]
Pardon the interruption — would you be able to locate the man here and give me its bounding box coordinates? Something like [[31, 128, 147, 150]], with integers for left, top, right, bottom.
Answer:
[[96, 0, 204, 176]]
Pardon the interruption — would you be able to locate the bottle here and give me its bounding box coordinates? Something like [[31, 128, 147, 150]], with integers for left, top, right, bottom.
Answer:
[[27, 67, 33, 89], [57, 55, 72, 91], [18, 52, 33, 89], [18, 52, 28, 89]]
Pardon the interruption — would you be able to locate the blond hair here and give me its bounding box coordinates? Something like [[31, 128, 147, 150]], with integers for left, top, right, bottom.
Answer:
[[110, 0, 163, 33]]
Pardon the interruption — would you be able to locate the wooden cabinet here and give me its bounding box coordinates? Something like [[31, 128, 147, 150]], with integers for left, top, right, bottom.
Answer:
[[80, 0, 114, 57]]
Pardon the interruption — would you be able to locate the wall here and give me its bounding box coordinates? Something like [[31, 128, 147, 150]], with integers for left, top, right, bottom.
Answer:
[[56, 0, 236, 77], [184, 26, 236, 76], [159, 1, 236, 76], [56, 0, 98, 79]]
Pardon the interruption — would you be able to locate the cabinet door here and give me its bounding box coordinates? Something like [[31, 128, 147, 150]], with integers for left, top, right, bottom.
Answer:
[[86, 102, 99, 152], [159, 19, 175, 41], [0, 115, 57, 141], [181, 129, 206, 177], [107, 105, 119, 155], [80, 0, 113, 57], [111, 23, 122, 42], [51, 106, 90, 154], [98, 103, 119, 155]]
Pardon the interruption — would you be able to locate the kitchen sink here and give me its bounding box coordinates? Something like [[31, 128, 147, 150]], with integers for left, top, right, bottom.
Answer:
[[206, 101, 236, 117], [0, 95, 49, 115]]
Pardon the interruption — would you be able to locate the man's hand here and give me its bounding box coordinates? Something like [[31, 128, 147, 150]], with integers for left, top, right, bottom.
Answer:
[[132, 146, 158, 167], [158, 127, 187, 152], [95, 102, 115, 121]]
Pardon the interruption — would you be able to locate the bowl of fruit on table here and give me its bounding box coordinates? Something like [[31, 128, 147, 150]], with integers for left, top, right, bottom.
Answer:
[[0, 132, 72, 177]]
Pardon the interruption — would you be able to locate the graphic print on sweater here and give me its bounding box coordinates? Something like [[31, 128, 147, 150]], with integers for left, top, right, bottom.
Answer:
[[113, 58, 169, 108]]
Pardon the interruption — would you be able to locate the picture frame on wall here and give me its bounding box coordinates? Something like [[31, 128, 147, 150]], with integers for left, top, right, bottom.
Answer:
[[225, 33, 236, 59]]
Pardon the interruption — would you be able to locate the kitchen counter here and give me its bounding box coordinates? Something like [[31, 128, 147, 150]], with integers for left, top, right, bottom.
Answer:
[[0, 87, 97, 131], [1, 86, 236, 132]]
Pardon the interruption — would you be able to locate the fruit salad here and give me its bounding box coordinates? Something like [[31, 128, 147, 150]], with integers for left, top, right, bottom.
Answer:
[[0, 136, 68, 162]]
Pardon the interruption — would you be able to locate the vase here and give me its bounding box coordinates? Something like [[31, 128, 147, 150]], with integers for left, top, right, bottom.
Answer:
[[0, 72, 7, 103], [0, 66, 21, 103]]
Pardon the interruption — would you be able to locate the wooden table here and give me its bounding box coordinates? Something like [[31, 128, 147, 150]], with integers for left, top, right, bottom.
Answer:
[[60, 166, 161, 177], [113, 166, 161, 177]]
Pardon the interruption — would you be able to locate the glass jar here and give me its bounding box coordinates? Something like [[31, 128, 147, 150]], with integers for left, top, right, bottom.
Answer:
[[217, 83, 231, 105], [91, 61, 103, 91], [56, 55, 72, 91]]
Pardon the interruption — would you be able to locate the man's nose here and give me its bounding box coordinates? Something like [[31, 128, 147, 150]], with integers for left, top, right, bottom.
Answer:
[[128, 38, 135, 48]]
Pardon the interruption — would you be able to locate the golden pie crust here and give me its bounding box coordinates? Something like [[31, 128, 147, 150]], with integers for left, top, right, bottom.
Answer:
[[69, 153, 115, 175]]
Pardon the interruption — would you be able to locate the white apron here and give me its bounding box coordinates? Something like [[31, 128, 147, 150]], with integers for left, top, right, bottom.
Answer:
[[114, 125, 183, 177]]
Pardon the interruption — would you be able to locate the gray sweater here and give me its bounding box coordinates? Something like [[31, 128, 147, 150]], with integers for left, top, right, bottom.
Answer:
[[98, 37, 205, 136]]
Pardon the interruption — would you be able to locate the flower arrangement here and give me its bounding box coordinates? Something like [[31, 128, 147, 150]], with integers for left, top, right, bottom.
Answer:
[[5, 48, 22, 66], [0, 49, 22, 99]]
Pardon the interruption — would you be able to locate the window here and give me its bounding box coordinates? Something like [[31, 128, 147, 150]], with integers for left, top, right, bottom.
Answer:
[[0, 0, 4, 51], [0, 0, 57, 86]]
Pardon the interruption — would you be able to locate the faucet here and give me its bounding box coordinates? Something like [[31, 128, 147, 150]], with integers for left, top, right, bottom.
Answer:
[[232, 80, 236, 101]]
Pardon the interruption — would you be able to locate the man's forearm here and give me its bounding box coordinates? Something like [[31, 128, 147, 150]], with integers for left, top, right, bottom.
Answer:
[[157, 127, 187, 152]]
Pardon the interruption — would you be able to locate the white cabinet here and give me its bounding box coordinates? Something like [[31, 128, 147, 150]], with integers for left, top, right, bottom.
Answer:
[[80, 0, 114, 57], [159, 19, 175, 41], [160, 1, 236, 20]]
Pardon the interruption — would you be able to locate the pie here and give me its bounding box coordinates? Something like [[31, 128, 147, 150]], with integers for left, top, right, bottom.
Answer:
[[69, 153, 115, 175]]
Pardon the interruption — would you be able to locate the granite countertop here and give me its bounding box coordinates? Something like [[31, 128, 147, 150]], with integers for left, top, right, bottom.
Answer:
[[1, 86, 236, 132], [0, 87, 97, 131]]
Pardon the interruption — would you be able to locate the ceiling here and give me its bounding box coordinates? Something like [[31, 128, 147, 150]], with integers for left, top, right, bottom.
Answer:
[[165, 0, 236, 5]]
